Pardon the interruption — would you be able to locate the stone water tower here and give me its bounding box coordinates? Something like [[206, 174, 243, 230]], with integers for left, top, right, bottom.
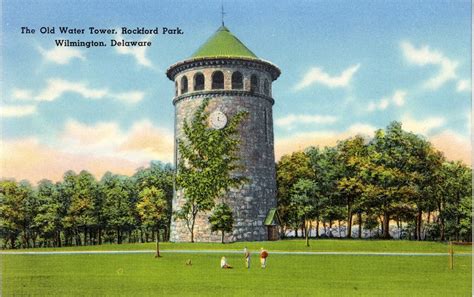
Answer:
[[166, 25, 280, 242]]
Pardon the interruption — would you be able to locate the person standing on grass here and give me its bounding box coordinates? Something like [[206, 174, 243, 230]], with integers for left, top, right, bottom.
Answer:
[[260, 248, 268, 268], [244, 247, 251, 269]]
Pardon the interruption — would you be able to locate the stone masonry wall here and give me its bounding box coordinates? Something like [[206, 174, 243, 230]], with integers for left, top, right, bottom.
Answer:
[[170, 64, 277, 242]]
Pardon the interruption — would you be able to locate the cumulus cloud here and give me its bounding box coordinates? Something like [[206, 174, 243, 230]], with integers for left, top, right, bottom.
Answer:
[[456, 79, 471, 93], [115, 32, 153, 68], [12, 89, 33, 100], [275, 123, 376, 159], [295, 64, 360, 90], [36, 79, 108, 101], [13, 78, 145, 104], [400, 41, 459, 90], [368, 90, 407, 112], [1, 104, 37, 117], [429, 130, 471, 165], [400, 114, 445, 135], [2, 120, 174, 183], [275, 114, 338, 129], [38, 46, 85, 65]]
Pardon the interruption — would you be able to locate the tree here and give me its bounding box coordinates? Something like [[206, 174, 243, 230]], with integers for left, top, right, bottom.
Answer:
[[208, 203, 234, 244], [306, 146, 340, 238], [175, 99, 247, 243], [438, 161, 472, 241], [290, 178, 316, 247], [100, 173, 135, 244], [137, 186, 168, 257], [336, 135, 368, 238], [276, 151, 314, 237], [33, 179, 61, 247], [133, 162, 174, 241]]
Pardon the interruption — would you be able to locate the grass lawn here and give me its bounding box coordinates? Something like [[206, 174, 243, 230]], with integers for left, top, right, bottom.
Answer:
[[2, 240, 472, 296], [2, 239, 472, 254]]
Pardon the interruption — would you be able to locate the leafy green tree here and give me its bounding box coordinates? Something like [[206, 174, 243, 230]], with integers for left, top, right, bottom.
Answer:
[[276, 151, 314, 237], [290, 178, 316, 246], [137, 186, 168, 257], [208, 203, 234, 244], [439, 161, 472, 241], [100, 173, 136, 244], [0, 180, 23, 248], [33, 179, 61, 247], [133, 162, 173, 241], [175, 99, 247, 243], [306, 146, 340, 237], [336, 135, 368, 238], [0, 180, 37, 248]]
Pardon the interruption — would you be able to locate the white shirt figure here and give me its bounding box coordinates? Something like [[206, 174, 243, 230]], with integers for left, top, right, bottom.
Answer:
[[244, 247, 251, 269], [221, 256, 227, 268]]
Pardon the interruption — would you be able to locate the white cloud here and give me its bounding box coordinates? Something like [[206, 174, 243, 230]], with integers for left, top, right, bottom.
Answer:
[[295, 64, 360, 90], [430, 130, 470, 165], [35, 78, 107, 101], [115, 32, 153, 68], [12, 89, 33, 100], [275, 123, 375, 159], [112, 91, 145, 104], [0, 120, 174, 183], [400, 41, 459, 90], [456, 79, 471, 93], [14, 78, 144, 104], [38, 46, 85, 65], [275, 113, 338, 129], [1, 104, 37, 117], [392, 90, 407, 106], [401, 114, 445, 135], [368, 90, 407, 112]]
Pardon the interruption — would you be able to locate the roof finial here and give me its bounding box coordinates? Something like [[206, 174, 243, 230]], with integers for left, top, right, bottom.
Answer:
[[221, 1, 226, 26]]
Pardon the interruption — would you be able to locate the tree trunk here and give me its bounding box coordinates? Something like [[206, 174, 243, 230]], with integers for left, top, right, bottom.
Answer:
[[221, 231, 225, 244], [383, 212, 390, 239], [338, 220, 342, 238], [316, 220, 320, 238], [155, 229, 161, 258], [295, 228, 298, 238], [346, 202, 353, 238], [416, 209, 422, 241], [358, 212, 362, 239], [305, 218, 310, 247], [440, 218, 446, 241]]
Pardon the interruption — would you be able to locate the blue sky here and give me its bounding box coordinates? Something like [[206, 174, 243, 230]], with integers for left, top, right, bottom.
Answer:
[[1, 0, 471, 182]]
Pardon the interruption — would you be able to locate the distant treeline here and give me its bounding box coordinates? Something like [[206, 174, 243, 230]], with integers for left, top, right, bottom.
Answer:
[[277, 122, 472, 242], [0, 162, 173, 249], [1, 122, 471, 249]]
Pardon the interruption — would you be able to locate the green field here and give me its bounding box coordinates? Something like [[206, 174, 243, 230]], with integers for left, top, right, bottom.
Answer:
[[2, 240, 472, 296]]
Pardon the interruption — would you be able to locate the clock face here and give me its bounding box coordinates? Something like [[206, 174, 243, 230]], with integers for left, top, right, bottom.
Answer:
[[209, 110, 227, 130]]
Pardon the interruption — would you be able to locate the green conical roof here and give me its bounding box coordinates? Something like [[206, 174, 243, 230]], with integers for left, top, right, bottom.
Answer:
[[191, 26, 258, 59]]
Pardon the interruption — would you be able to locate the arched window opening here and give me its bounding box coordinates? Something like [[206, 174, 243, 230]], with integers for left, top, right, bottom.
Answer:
[[212, 71, 224, 89], [194, 73, 205, 91], [175, 81, 178, 96], [232, 71, 243, 89], [264, 79, 270, 95], [250, 74, 259, 93], [180, 76, 188, 94]]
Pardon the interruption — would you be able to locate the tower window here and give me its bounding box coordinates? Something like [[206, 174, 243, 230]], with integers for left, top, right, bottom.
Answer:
[[212, 71, 224, 89], [181, 76, 188, 94], [232, 71, 243, 89], [250, 74, 259, 93], [264, 79, 270, 96], [175, 81, 178, 96], [194, 73, 205, 91]]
